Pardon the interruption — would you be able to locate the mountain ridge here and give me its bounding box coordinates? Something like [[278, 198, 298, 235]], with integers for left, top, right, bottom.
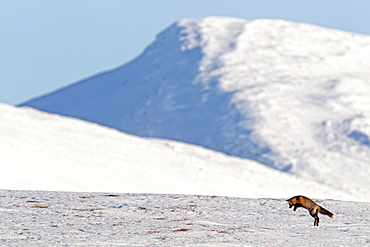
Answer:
[[3, 102, 360, 200], [20, 17, 370, 199]]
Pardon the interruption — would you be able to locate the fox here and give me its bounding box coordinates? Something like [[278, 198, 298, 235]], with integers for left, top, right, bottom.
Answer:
[[286, 195, 335, 226]]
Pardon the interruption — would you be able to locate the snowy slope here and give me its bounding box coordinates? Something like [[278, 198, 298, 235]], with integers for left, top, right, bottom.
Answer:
[[1, 190, 369, 246], [20, 17, 370, 199], [0, 103, 360, 201]]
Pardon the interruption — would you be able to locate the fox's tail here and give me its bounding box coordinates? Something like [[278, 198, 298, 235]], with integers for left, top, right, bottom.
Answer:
[[319, 206, 335, 218]]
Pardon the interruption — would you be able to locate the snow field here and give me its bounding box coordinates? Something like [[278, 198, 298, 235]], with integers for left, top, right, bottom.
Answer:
[[1, 190, 369, 246]]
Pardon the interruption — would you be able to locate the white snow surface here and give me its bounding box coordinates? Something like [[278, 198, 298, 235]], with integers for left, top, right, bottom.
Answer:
[[20, 17, 370, 200], [1, 190, 369, 246], [0, 103, 357, 201]]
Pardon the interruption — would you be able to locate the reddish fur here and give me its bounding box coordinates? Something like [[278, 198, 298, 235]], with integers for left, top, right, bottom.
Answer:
[[286, 195, 334, 226]]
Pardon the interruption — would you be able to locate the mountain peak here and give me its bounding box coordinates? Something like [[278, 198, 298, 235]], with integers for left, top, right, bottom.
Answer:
[[21, 17, 370, 198]]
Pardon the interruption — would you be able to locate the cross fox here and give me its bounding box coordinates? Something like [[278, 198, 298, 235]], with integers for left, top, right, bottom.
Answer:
[[286, 195, 335, 226]]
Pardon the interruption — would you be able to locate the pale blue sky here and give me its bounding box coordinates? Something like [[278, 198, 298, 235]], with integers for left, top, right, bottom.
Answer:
[[1, 0, 369, 104]]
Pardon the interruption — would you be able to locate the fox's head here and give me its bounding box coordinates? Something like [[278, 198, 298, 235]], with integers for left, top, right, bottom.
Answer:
[[286, 196, 298, 208]]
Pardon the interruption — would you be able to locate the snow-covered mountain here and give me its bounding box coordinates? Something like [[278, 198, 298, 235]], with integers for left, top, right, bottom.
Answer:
[[20, 17, 370, 199], [0, 103, 357, 200]]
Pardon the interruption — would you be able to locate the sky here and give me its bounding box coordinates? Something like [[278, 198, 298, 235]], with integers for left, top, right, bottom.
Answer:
[[1, 0, 370, 105]]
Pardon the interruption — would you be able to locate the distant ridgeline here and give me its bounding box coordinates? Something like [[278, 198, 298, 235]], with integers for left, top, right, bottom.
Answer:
[[20, 17, 370, 199]]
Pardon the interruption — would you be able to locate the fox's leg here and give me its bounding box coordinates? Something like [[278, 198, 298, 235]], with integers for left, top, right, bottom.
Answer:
[[310, 209, 320, 226], [293, 204, 301, 211], [314, 216, 319, 226], [312, 210, 320, 226]]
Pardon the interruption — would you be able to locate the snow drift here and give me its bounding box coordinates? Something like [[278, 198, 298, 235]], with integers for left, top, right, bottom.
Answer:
[[20, 17, 370, 199], [0, 103, 357, 200]]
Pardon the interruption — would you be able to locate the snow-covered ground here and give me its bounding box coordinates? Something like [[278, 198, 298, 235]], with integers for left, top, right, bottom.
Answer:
[[1, 190, 369, 246], [21, 17, 370, 200]]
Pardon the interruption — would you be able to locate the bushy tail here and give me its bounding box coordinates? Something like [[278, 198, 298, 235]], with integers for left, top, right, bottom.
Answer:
[[319, 206, 335, 218]]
